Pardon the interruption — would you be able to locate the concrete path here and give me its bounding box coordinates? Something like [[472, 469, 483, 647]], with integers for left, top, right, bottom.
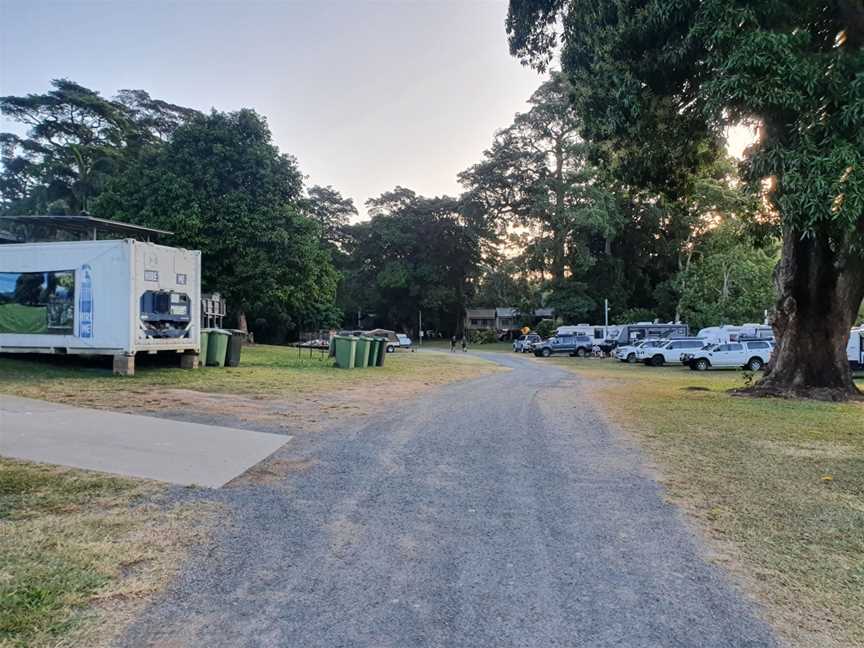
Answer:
[[120, 353, 777, 647], [0, 395, 287, 487]]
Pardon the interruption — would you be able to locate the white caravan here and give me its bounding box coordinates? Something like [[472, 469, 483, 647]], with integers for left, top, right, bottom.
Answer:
[[556, 324, 619, 345], [848, 328, 863, 369], [696, 323, 773, 345]]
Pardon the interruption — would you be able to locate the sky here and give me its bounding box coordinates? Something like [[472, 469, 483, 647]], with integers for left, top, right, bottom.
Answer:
[[0, 0, 543, 218]]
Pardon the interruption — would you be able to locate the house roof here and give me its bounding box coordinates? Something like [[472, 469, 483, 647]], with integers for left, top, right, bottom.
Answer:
[[0, 215, 172, 242], [496, 307, 518, 317], [466, 308, 496, 318], [534, 308, 555, 317]]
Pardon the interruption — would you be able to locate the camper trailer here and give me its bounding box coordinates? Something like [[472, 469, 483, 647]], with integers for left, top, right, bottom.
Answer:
[[0, 217, 201, 375], [696, 323, 774, 345], [611, 322, 689, 347], [556, 324, 620, 347]]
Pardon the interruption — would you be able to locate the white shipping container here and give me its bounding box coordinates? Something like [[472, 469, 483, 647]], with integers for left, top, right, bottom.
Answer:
[[0, 239, 201, 361]]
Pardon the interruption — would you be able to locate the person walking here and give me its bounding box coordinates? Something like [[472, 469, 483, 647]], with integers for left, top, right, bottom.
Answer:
[[450, 335, 457, 353], [461, 335, 468, 352]]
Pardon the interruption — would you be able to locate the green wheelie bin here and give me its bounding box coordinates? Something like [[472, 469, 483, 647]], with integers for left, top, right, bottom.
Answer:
[[333, 335, 357, 369], [355, 336, 373, 368], [372, 336, 386, 366], [206, 329, 231, 367], [199, 328, 211, 367], [368, 338, 381, 367]]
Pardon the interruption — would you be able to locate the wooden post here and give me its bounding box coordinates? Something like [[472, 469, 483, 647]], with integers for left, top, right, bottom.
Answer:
[[180, 352, 200, 369], [112, 354, 135, 376]]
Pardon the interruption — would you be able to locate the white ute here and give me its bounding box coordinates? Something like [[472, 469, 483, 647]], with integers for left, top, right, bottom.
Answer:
[[687, 340, 773, 372], [638, 338, 706, 366]]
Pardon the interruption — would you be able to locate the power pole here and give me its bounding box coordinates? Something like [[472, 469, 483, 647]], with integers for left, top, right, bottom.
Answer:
[[418, 309, 422, 347], [604, 298, 609, 337]]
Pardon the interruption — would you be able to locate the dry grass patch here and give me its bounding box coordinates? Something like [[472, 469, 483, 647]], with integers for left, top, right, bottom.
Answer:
[[0, 346, 500, 429], [551, 358, 864, 648], [0, 459, 218, 648]]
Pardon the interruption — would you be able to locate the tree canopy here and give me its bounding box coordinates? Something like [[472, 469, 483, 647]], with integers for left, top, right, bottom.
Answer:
[[508, 0, 864, 398], [93, 109, 339, 341]]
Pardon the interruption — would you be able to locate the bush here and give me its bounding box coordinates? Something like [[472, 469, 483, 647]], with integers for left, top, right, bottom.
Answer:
[[467, 329, 499, 344], [535, 319, 556, 339]]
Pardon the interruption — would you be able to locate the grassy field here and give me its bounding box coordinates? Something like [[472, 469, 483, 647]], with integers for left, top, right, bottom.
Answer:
[[0, 459, 216, 648], [0, 344, 499, 425], [550, 357, 864, 648]]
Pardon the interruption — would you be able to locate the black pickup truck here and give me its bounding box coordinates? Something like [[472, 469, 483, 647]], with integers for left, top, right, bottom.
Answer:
[[533, 334, 594, 358]]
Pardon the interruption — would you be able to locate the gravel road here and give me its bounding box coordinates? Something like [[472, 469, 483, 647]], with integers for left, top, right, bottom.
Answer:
[[119, 352, 776, 648]]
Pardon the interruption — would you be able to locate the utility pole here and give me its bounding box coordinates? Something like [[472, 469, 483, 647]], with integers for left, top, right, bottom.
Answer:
[[604, 298, 609, 338], [418, 309, 422, 347]]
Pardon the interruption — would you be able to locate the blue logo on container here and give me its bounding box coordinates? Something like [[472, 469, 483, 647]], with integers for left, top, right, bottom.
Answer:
[[78, 264, 93, 338]]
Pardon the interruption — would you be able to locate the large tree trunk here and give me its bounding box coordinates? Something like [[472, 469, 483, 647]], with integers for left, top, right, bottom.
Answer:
[[748, 227, 864, 401]]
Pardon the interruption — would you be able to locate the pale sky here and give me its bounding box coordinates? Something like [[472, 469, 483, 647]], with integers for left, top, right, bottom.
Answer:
[[0, 0, 542, 218]]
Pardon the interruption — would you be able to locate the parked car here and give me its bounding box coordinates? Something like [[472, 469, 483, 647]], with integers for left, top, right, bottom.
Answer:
[[687, 340, 773, 371], [638, 338, 706, 366], [680, 342, 718, 364], [396, 334, 413, 351], [615, 340, 656, 363], [533, 334, 594, 358], [362, 328, 411, 353], [513, 333, 541, 353]]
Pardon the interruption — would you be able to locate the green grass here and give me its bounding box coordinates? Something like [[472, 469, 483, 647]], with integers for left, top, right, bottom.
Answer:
[[0, 459, 215, 648], [0, 344, 498, 411], [0, 303, 47, 334], [551, 358, 864, 648]]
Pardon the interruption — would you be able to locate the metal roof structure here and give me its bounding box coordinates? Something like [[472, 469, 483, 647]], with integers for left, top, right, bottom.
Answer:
[[0, 214, 172, 242]]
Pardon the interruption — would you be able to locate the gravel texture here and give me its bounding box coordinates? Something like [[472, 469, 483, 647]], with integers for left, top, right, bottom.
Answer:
[[118, 352, 777, 648]]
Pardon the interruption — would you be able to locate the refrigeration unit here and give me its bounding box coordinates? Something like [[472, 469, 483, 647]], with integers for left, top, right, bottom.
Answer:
[[0, 216, 201, 374]]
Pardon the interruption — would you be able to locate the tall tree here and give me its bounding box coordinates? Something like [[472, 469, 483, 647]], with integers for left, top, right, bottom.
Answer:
[[304, 185, 357, 245], [508, 0, 864, 399], [340, 188, 490, 335], [95, 109, 339, 340], [677, 221, 779, 331], [1, 79, 197, 214]]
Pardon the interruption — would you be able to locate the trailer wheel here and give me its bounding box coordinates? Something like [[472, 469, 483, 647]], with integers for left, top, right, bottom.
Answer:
[[746, 357, 764, 371], [576, 347, 587, 358]]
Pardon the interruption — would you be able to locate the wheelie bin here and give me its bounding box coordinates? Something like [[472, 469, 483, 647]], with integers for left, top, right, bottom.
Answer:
[[333, 335, 357, 369], [355, 336, 373, 368], [372, 336, 387, 367], [225, 329, 245, 367], [368, 338, 381, 367], [199, 328, 210, 366], [206, 329, 231, 367]]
